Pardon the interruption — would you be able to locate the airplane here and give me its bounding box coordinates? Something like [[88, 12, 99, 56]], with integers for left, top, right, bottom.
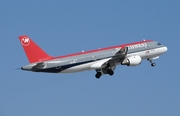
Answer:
[[19, 35, 168, 79]]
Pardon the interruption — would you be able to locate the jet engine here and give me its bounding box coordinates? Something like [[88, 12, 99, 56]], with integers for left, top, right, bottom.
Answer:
[[121, 55, 142, 66]]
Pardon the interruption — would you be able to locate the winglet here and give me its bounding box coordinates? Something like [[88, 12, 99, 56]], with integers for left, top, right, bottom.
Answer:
[[19, 35, 53, 63]]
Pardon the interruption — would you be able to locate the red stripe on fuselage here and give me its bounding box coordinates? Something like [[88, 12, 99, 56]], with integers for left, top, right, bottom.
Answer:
[[52, 40, 153, 59]]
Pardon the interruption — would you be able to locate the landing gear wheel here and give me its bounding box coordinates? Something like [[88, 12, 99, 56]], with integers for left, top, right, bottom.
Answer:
[[107, 69, 114, 76], [151, 63, 156, 67], [95, 72, 102, 79], [148, 59, 156, 67]]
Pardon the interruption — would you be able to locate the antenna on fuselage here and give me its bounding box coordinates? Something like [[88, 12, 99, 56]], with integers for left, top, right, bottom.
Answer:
[[143, 39, 146, 41]]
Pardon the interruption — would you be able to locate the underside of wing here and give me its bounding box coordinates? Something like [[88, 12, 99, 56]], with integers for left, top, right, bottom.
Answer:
[[109, 47, 129, 64], [90, 58, 111, 69]]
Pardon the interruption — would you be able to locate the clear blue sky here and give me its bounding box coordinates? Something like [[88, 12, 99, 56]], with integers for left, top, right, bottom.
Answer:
[[0, 0, 179, 116]]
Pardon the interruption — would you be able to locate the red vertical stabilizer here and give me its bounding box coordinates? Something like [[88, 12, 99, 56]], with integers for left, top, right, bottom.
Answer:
[[19, 35, 53, 63]]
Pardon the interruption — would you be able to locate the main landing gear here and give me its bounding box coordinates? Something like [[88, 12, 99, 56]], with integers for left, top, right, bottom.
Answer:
[[95, 69, 114, 79], [95, 72, 102, 79], [107, 69, 114, 76], [148, 59, 156, 67]]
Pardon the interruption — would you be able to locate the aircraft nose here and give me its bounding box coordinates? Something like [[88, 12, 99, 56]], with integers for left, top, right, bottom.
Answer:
[[163, 46, 168, 52]]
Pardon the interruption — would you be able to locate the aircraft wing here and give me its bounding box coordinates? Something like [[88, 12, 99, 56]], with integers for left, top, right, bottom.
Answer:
[[90, 47, 128, 69], [111, 47, 128, 60], [90, 58, 112, 69], [109, 47, 128, 64]]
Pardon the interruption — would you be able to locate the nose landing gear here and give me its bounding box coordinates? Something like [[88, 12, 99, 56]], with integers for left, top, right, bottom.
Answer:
[[151, 63, 156, 67], [148, 59, 156, 67]]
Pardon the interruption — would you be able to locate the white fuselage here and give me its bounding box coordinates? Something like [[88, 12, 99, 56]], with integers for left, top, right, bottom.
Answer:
[[60, 46, 167, 73]]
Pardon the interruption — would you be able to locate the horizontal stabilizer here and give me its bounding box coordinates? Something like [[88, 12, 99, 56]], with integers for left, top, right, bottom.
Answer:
[[32, 62, 46, 71]]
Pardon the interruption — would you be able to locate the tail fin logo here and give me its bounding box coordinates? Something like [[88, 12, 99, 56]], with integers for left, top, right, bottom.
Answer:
[[21, 37, 30, 46]]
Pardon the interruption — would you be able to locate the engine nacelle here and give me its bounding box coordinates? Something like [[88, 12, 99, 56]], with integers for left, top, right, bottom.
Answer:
[[121, 55, 142, 66]]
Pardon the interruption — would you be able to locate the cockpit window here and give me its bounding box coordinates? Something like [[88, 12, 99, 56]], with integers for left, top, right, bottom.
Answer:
[[157, 43, 161, 45]]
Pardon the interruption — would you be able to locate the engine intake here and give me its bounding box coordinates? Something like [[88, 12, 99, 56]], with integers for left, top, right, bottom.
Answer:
[[121, 55, 142, 66]]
